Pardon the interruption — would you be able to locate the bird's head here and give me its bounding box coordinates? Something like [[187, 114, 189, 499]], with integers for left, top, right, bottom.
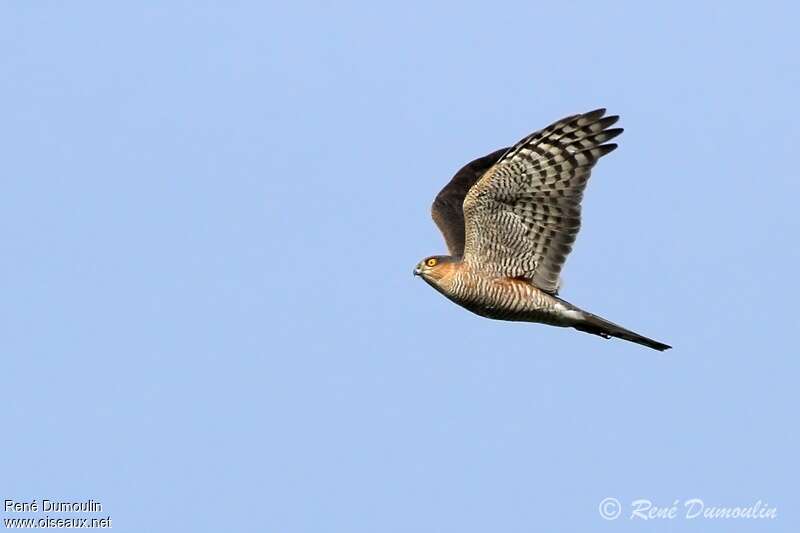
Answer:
[[413, 255, 457, 284]]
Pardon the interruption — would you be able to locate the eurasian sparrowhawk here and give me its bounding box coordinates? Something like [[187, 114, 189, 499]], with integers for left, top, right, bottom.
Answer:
[[414, 109, 671, 351]]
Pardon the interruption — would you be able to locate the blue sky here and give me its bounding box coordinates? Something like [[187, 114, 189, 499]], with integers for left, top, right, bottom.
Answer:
[[1, 2, 798, 532]]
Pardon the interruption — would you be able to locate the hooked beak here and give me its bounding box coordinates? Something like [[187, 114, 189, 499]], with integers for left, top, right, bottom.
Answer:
[[413, 265, 422, 276]]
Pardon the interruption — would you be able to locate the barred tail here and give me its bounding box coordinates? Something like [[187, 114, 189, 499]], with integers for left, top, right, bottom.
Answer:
[[573, 311, 671, 352]]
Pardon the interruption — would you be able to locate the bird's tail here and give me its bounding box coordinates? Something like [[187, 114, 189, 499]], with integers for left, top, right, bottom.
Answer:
[[573, 310, 671, 352]]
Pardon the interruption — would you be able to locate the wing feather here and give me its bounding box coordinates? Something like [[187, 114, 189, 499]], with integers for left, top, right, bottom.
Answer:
[[431, 147, 508, 256], [461, 109, 622, 293]]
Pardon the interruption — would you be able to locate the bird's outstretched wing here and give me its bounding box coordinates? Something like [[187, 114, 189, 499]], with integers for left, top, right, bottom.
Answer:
[[462, 109, 622, 293], [431, 147, 508, 256]]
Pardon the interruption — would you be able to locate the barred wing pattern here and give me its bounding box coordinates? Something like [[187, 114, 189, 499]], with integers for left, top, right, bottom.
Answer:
[[462, 109, 622, 294]]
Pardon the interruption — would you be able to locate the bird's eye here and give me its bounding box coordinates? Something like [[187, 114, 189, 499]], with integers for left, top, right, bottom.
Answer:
[[426, 258, 438, 267]]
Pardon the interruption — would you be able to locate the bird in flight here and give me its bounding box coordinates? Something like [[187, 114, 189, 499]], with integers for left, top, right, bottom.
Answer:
[[414, 109, 670, 351]]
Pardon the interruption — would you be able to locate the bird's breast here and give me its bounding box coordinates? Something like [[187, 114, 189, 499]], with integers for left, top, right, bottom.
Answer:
[[444, 272, 573, 325]]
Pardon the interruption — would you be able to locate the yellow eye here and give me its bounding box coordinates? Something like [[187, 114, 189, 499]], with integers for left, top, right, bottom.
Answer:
[[426, 258, 438, 267]]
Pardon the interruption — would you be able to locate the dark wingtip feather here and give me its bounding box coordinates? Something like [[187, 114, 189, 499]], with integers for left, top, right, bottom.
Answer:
[[604, 127, 624, 141], [584, 107, 607, 117], [597, 143, 618, 156], [598, 115, 620, 128]]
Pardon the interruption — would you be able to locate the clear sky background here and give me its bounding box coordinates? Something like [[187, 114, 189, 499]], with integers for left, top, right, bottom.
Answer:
[[2, 2, 798, 532]]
